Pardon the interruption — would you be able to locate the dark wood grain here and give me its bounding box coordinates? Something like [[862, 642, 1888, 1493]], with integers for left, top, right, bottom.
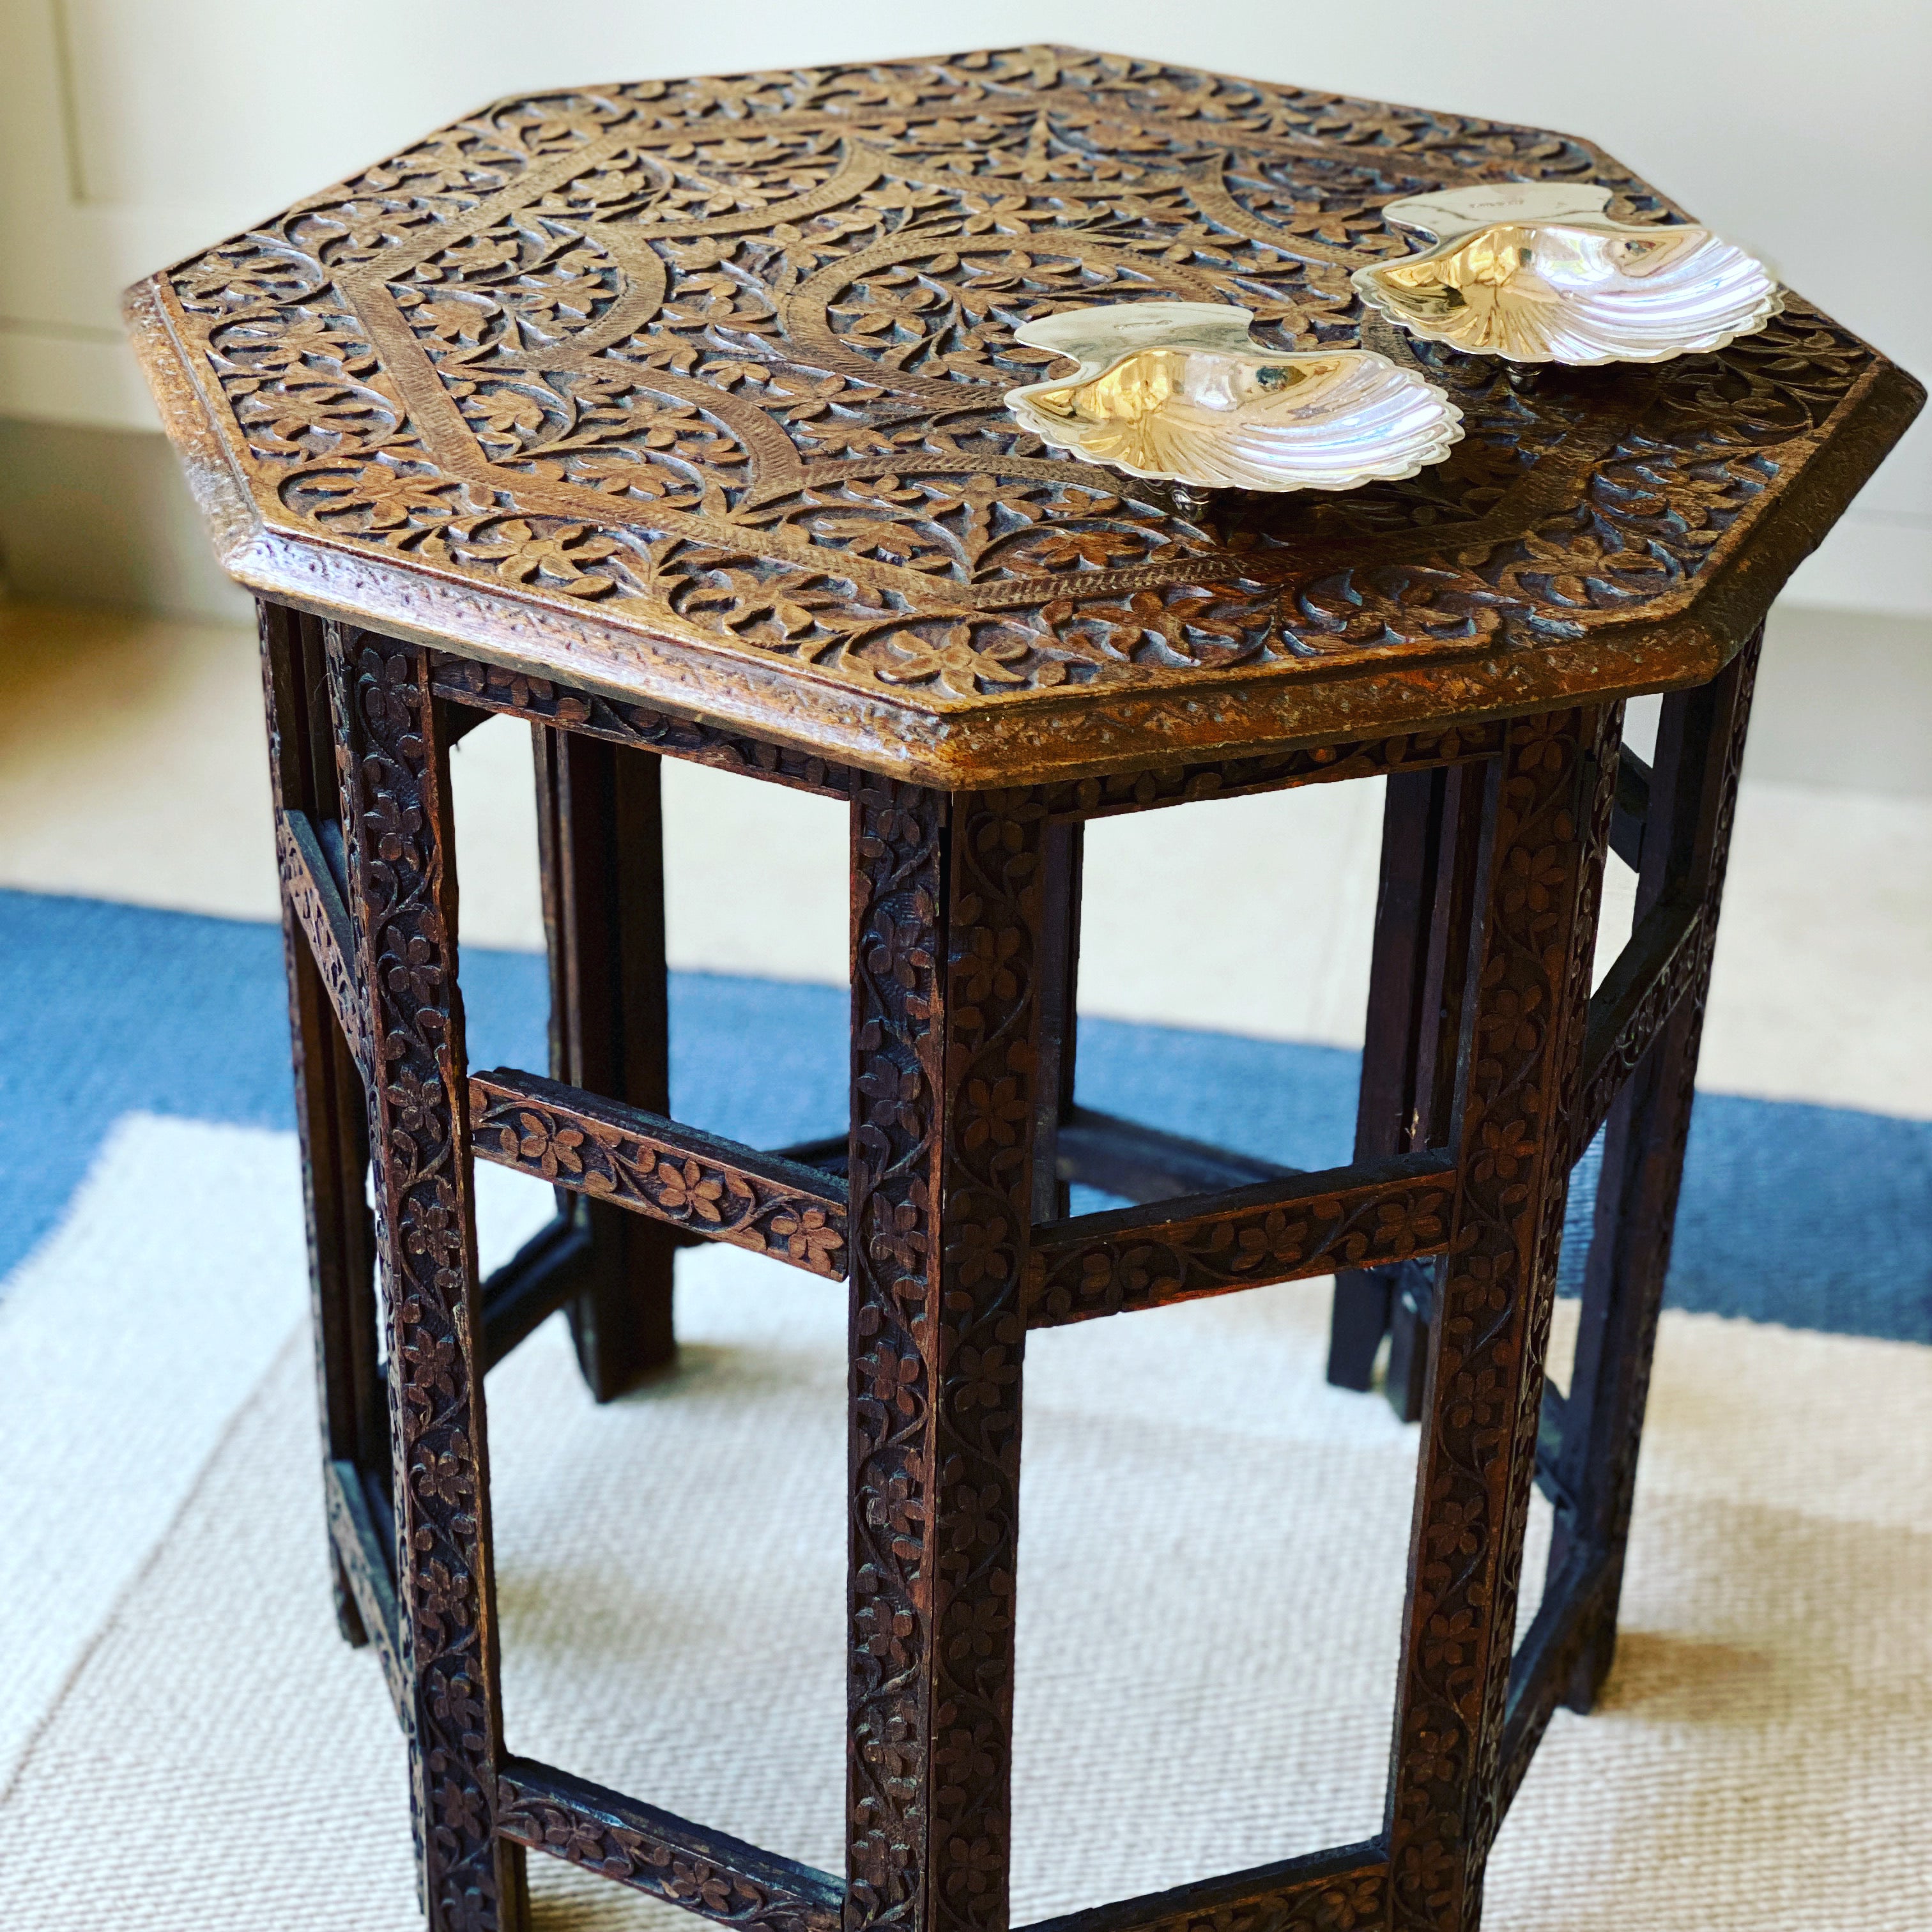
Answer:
[[1545, 627, 1763, 1719], [1052, 1105, 1294, 1208], [437, 654, 862, 800], [1328, 766, 1450, 1407], [324, 1455, 404, 1713], [470, 1068, 849, 1277], [1570, 897, 1708, 1159], [498, 1759, 843, 1932], [1384, 703, 1619, 1930], [209, 43, 1894, 1931], [845, 781, 1046, 1932], [477, 1214, 594, 1373], [1039, 727, 1503, 821], [535, 723, 678, 1396], [1016, 1842, 1387, 1932], [133, 50, 1921, 786], [1026, 1153, 1456, 1327], [329, 624, 528, 1932], [1496, 1545, 1610, 1816], [261, 601, 387, 1649], [277, 806, 370, 1073]]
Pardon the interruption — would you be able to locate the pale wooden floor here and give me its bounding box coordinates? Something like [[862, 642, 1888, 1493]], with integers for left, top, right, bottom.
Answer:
[[1, 600, 1927, 1116]]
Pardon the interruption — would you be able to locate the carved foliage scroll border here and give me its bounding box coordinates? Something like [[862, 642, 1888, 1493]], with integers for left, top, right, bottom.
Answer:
[[328, 625, 516, 1931], [153, 47, 1894, 712], [847, 779, 947, 1931], [1041, 1858, 1390, 1932], [1037, 723, 1504, 818], [468, 1071, 848, 1276], [846, 779, 1045, 1932], [1594, 625, 1762, 1572], [928, 788, 1043, 1932], [1467, 698, 1620, 1876], [1570, 901, 1707, 1158], [496, 1772, 840, 1932], [277, 809, 372, 1072], [1023, 1160, 1456, 1326], [1384, 702, 1617, 1931], [430, 652, 863, 799], [430, 645, 1503, 825]]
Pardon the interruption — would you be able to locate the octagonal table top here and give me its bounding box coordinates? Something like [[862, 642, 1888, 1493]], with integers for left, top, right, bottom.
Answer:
[[126, 45, 1922, 786]]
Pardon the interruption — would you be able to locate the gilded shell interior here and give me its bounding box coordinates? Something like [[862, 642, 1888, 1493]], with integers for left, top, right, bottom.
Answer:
[[1006, 303, 1461, 493], [1354, 184, 1781, 366]]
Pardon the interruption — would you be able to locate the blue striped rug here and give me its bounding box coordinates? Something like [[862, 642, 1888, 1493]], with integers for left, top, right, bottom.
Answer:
[[4, 887, 1927, 1340]]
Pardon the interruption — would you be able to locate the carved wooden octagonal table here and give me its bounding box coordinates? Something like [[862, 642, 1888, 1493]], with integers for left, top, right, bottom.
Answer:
[[128, 45, 1920, 1932]]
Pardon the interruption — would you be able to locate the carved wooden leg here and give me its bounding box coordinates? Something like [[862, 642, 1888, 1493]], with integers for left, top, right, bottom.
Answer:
[[261, 600, 384, 1644], [329, 624, 528, 1932], [1331, 766, 1485, 1414], [533, 726, 676, 1400], [1031, 819, 1082, 1223], [1551, 630, 1761, 1713], [1385, 705, 1619, 1932], [847, 781, 1047, 1932]]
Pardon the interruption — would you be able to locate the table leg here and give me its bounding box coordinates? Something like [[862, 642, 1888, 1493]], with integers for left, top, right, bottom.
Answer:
[[533, 726, 676, 1400], [329, 624, 528, 1932], [845, 781, 1049, 1932], [260, 600, 385, 1643], [1031, 820, 1082, 1224], [1385, 705, 1619, 1931], [1551, 631, 1761, 1712], [1331, 765, 1485, 1416]]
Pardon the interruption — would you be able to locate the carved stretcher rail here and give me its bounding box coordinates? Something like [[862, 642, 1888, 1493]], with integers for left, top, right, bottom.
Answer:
[[478, 1213, 594, 1372], [467, 1068, 849, 1277], [1016, 1841, 1387, 1932], [1039, 723, 1504, 822], [430, 655, 862, 800], [277, 808, 369, 1075], [1609, 744, 1652, 871], [496, 1758, 843, 1932], [321, 1457, 402, 1718], [1054, 1105, 1295, 1205], [1496, 1545, 1614, 1836], [1572, 896, 1710, 1160], [1024, 1151, 1456, 1326]]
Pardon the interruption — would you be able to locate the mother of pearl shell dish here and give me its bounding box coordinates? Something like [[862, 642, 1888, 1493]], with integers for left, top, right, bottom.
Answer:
[[1352, 182, 1782, 367], [1004, 302, 1463, 494]]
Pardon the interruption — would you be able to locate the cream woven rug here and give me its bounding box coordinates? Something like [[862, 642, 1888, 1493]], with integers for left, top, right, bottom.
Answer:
[[6, 1153, 1931, 1930]]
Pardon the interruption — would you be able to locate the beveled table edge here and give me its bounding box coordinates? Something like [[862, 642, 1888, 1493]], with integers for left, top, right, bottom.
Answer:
[[126, 275, 1924, 792]]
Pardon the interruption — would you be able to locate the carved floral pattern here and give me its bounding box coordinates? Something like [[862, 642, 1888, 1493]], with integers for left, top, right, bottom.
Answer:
[[496, 1767, 841, 1932], [1571, 903, 1710, 1156], [155, 48, 1892, 711], [428, 654, 862, 797], [1025, 1158, 1455, 1326], [326, 629, 519, 1929], [1384, 705, 1618, 1931], [468, 1070, 848, 1277], [275, 811, 369, 1071], [846, 781, 1046, 1932]]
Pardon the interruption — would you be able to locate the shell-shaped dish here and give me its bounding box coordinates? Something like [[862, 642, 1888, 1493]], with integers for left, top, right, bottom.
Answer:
[[1006, 302, 1462, 493], [1353, 183, 1781, 367]]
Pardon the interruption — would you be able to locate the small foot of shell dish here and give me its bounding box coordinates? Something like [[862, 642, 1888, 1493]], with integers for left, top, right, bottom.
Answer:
[[1353, 182, 1781, 366], [1005, 302, 1462, 493]]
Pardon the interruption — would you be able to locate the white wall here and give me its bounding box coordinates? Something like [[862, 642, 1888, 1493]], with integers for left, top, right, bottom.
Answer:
[[3, 0, 1926, 611]]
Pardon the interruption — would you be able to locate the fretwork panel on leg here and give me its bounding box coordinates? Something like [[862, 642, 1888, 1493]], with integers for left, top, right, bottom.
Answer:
[[328, 624, 528, 1932], [1385, 704, 1621, 1932], [846, 782, 1049, 1932]]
